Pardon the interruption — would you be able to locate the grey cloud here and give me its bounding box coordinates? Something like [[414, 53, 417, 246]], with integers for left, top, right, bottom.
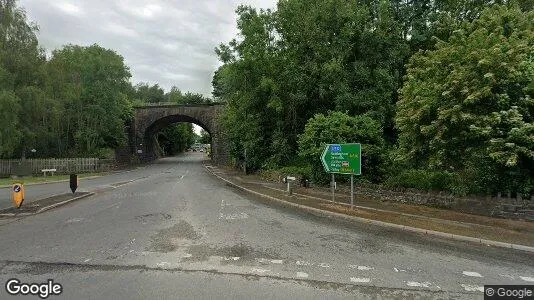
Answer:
[[19, 0, 276, 96]]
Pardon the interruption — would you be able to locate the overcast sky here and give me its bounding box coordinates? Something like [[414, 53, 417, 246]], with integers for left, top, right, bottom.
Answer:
[[19, 0, 277, 97]]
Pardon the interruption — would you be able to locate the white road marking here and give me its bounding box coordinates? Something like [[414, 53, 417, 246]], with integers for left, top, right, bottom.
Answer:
[[296, 272, 309, 278], [394, 267, 406, 272], [182, 253, 193, 258], [66, 218, 84, 223], [256, 258, 270, 264], [223, 256, 240, 261], [251, 268, 270, 274], [462, 271, 483, 278], [319, 263, 330, 268], [156, 262, 169, 267], [499, 274, 515, 280], [520, 276, 534, 282], [224, 213, 249, 220], [357, 266, 374, 271], [350, 277, 371, 283], [83, 258, 91, 263], [406, 281, 431, 288], [296, 261, 312, 266], [460, 284, 484, 292], [271, 259, 283, 264]]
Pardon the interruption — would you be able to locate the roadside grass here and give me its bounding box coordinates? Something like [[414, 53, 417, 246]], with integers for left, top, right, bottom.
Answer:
[[0, 172, 108, 186]]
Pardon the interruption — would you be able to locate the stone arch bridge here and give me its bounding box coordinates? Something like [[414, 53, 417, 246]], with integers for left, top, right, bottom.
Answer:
[[119, 103, 229, 165]]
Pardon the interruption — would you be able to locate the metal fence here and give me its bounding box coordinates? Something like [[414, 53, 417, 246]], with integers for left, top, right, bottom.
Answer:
[[0, 158, 116, 176]]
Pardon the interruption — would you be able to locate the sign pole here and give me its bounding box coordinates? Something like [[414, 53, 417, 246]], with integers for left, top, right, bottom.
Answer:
[[350, 174, 354, 209], [331, 173, 335, 203]]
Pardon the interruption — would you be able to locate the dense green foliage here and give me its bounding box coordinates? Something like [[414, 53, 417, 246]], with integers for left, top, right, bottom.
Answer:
[[157, 123, 196, 156], [298, 111, 385, 184], [0, 0, 204, 159], [198, 129, 211, 144], [215, 0, 533, 196], [397, 5, 534, 195]]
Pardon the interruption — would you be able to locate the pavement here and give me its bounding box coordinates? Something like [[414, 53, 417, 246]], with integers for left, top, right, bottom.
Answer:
[[0, 153, 533, 299]]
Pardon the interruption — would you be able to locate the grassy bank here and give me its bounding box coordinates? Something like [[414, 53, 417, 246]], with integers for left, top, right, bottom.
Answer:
[[0, 172, 108, 187]]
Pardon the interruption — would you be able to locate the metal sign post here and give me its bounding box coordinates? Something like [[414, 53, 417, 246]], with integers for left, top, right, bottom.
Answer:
[[321, 143, 362, 209], [331, 174, 335, 203], [350, 174, 354, 209]]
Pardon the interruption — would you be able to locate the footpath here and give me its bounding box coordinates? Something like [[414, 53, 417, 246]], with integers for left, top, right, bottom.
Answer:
[[205, 165, 534, 253]]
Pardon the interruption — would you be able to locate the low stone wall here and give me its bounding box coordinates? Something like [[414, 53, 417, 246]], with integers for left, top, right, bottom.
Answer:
[[260, 170, 534, 221], [320, 183, 534, 221]]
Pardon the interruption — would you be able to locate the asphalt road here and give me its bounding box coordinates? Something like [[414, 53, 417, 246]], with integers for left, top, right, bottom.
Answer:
[[0, 153, 532, 299]]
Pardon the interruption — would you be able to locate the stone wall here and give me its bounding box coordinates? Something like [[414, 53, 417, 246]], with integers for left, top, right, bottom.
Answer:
[[260, 170, 534, 221]]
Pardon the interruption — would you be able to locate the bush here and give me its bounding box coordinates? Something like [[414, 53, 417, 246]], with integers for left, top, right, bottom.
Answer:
[[298, 111, 386, 185], [384, 169, 456, 192]]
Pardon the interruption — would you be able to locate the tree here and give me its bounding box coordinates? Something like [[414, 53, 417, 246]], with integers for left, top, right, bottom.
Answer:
[[298, 111, 386, 184], [166, 86, 183, 103], [397, 5, 534, 195], [44, 44, 133, 156], [131, 83, 165, 104], [0, 0, 45, 89], [0, 91, 21, 158], [157, 123, 196, 155], [198, 129, 211, 144]]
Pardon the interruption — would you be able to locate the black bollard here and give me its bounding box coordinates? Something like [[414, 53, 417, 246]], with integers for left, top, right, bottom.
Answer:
[[70, 174, 78, 194]]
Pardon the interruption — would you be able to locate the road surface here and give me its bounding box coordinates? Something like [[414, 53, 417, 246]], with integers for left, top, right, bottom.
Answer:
[[0, 153, 532, 299]]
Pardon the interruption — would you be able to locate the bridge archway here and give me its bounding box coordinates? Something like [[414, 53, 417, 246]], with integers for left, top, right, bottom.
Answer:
[[127, 104, 229, 165]]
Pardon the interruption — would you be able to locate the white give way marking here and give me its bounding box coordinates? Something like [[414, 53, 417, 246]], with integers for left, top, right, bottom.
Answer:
[[462, 271, 483, 278]]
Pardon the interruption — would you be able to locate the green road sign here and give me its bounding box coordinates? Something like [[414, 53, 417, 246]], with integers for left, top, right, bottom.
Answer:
[[321, 143, 362, 175]]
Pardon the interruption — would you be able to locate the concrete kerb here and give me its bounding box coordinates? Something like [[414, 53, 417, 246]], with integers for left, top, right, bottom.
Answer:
[[37, 192, 95, 213], [0, 192, 95, 217], [204, 165, 534, 254]]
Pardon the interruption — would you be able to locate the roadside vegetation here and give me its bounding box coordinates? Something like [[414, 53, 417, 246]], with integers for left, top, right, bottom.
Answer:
[[213, 1, 533, 197], [0, 0, 212, 160]]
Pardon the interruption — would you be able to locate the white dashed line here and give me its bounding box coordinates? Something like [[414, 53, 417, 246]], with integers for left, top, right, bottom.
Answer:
[[256, 258, 270, 264], [460, 284, 484, 292], [83, 258, 91, 263], [296, 261, 312, 266], [406, 281, 431, 288], [270, 259, 283, 264], [319, 263, 330, 268], [462, 271, 483, 278], [357, 266, 374, 271], [520, 276, 534, 282], [181, 253, 193, 258], [296, 272, 309, 278], [156, 262, 169, 267], [350, 277, 371, 283]]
